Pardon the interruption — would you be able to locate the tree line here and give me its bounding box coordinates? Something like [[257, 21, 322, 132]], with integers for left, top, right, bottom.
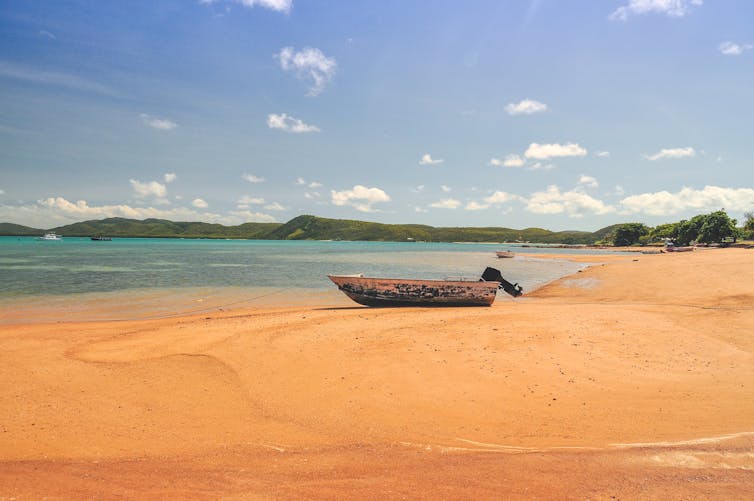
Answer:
[[609, 210, 754, 247]]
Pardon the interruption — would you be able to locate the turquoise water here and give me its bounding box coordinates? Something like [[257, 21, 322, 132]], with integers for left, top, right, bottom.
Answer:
[[0, 237, 603, 321]]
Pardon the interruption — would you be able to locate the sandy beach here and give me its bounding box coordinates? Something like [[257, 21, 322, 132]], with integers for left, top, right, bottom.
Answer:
[[1, 248, 753, 499]]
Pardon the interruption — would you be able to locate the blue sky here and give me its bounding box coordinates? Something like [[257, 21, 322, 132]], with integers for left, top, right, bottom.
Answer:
[[1, 0, 753, 231]]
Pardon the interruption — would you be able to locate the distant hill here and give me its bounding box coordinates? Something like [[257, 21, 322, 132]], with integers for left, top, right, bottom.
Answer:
[[0, 215, 613, 244], [0, 223, 43, 236]]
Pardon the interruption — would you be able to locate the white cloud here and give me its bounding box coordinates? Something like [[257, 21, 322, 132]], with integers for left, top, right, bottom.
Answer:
[[524, 142, 587, 160], [0, 61, 115, 96], [620, 185, 754, 216], [609, 0, 703, 21], [526, 185, 615, 217], [465, 201, 489, 211], [441, 185, 451, 193], [38, 30, 56, 39], [419, 153, 443, 165], [200, 0, 292, 14], [164, 172, 177, 183], [192, 198, 208, 208], [242, 173, 265, 183], [430, 198, 461, 209], [718, 41, 753, 56], [228, 210, 277, 222], [484, 191, 521, 204], [309, 181, 322, 188], [276, 46, 336, 96], [237, 195, 265, 205], [505, 99, 547, 116], [595, 151, 611, 158], [527, 162, 556, 171], [411, 185, 425, 193], [140, 113, 177, 130], [0, 188, 4, 195], [266, 113, 320, 133], [304, 191, 321, 199], [579, 175, 599, 188], [414, 206, 429, 213], [296, 177, 306, 185], [264, 202, 286, 211], [490, 154, 525, 168], [331, 185, 391, 212], [130, 179, 167, 199], [645, 147, 695, 161]]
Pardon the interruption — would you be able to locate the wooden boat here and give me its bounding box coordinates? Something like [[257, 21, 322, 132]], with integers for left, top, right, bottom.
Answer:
[[665, 245, 694, 252], [496, 250, 514, 258], [328, 267, 522, 307]]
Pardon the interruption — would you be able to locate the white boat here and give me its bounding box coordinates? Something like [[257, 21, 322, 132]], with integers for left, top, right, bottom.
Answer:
[[495, 250, 515, 258], [37, 232, 62, 241]]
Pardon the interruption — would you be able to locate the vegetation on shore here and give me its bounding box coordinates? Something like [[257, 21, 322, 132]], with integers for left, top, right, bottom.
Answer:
[[1, 211, 751, 245]]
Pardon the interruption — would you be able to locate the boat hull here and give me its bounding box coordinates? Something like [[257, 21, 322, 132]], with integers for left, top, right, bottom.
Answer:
[[496, 251, 514, 258], [328, 275, 499, 307]]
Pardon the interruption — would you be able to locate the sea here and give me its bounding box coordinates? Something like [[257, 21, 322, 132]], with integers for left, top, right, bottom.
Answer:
[[0, 237, 612, 323]]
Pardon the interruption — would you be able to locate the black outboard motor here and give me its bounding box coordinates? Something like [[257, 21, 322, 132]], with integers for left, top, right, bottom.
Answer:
[[481, 267, 523, 297]]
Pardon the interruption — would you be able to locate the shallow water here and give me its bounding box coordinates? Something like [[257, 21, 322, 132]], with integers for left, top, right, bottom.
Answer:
[[0, 237, 600, 322]]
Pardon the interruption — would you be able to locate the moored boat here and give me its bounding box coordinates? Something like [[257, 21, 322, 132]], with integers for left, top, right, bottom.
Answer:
[[328, 267, 522, 307], [91, 235, 112, 241], [37, 232, 62, 241], [665, 245, 694, 252]]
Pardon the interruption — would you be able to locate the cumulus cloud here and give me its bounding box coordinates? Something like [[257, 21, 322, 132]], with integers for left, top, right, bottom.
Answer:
[[441, 185, 451, 193], [595, 151, 610, 158], [237, 195, 265, 205], [140, 113, 177, 130], [645, 147, 695, 161], [164, 172, 177, 183], [308, 181, 322, 188], [526, 185, 615, 217], [609, 0, 703, 21], [264, 202, 286, 211], [296, 177, 306, 185], [719, 41, 753, 56], [267, 113, 320, 133], [579, 175, 599, 188], [419, 153, 443, 165], [200, 0, 292, 14], [505, 99, 547, 115], [527, 162, 556, 171], [484, 191, 522, 204], [192, 198, 208, 208], [465, 201, 489, 211], [430, 198, 461, 209], [331, 185, 391, 212], [619, 185, 754, 216], [524, 142, 587, 160], [490, 154, 525, 168], [130, 179, 167, 199], [242, 173, 265, 183], [276, 46, 336, 96]]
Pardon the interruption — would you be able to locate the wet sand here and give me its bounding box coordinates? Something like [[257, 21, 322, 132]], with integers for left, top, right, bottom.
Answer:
[[1, 248, 753, 498]]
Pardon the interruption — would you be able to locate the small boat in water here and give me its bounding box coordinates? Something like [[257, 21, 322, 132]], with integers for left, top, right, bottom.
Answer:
[[37, 232, 62, 241], [495, 250, 514, 258], [91, 235, 112, 241], [328, 267, 522, 307]]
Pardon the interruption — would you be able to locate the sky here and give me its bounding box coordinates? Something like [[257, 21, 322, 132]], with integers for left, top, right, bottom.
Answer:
[[1, 0, 753, 231]]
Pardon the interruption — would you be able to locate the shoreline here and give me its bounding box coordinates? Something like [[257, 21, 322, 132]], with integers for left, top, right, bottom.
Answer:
[[1, 249, 753, 497]]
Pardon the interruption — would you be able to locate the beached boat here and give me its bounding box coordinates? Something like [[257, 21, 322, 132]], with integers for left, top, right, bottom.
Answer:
[[665, 245, 694, 252], [328, 267, 522, 307], [496, 250, 514, 258], [37, 232, 62, 241], [91, 235, 112, 241]]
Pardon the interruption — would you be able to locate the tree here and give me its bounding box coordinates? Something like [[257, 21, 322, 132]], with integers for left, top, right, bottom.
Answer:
[[697, 210, 738, 244], [612, 223, 650, 246], [648, 222, 678, 243], [675, 215, 706, 246]]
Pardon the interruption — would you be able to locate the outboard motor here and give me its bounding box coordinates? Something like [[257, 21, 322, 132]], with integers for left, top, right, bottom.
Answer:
[[481, 267, 523, 297]]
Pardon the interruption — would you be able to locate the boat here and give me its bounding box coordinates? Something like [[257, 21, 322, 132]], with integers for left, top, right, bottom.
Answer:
[[37, 232, 62, 241], [91, 235, 112, 241], [328, 267, 522, 307], [496, 250, 514, 258], [665, 245, 694, 252]]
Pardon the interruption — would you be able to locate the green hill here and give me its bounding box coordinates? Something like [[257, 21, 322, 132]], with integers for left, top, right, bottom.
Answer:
[[0, 215, 613, 244]]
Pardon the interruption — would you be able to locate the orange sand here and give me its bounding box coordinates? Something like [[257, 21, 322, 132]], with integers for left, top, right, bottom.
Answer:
[[1, 248, 753, 498]]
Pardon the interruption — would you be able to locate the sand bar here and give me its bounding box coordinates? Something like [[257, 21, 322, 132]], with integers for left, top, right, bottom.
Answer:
[[1, 248, 753, 498]]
